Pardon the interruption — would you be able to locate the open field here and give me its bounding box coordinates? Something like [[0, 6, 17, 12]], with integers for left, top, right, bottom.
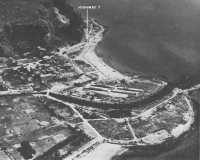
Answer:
[[89, 119, 133, 140], [72, 92, 195, 146], [0, 94, 92, 160]]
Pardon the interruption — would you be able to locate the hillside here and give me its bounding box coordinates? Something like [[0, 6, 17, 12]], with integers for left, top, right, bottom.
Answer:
[[0, 0, 84, 58]]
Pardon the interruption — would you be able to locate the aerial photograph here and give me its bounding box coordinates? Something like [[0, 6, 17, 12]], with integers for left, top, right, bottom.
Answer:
[[0, 0, 199, 160]]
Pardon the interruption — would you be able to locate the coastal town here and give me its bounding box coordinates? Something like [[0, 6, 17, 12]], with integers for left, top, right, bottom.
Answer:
[[0, 4, 197, 160]]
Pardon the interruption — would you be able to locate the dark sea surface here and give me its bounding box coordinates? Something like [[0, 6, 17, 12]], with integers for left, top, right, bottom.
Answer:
[[67, 0, 199, 160], [69, 0, 200, 83]]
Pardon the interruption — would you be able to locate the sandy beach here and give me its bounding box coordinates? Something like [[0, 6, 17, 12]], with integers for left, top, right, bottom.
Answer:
[[76, 20, 131, 81], [77, 143, 127, 160]]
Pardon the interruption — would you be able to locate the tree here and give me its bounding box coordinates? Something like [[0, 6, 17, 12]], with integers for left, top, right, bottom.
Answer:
[[7, 57, 17, 67]]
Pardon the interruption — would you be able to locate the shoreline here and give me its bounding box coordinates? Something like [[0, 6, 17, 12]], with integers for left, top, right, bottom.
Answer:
[[68, 19, 197, 159], [76, 18, 167, 86], [0, 4, 198, 160], [92, 18, 162, 80], [0, 10, 198, 160], [76, 19, 131, 81], [90, 18, 169, 82]]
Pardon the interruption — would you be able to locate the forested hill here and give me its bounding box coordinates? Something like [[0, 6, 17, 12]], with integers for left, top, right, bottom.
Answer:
[[0, 0, 84, 58]]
